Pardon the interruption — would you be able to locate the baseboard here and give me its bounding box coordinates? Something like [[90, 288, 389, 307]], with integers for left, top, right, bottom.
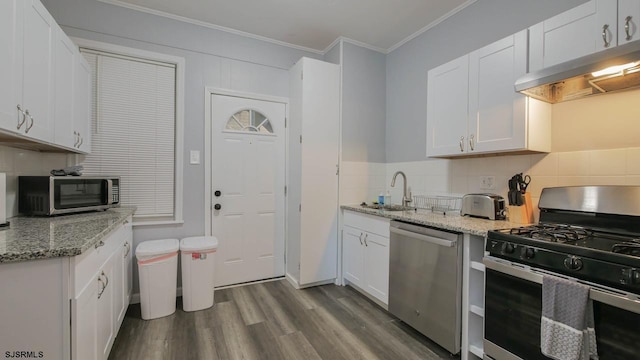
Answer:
[[285, 273, 300, 289], [285, 273, 336, 290], [215, 276, 285, 290]]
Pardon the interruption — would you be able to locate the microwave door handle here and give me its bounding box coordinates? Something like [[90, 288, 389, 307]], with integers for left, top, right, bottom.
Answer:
[[106, 179, 113, 205], [483, 257, 640, 314]]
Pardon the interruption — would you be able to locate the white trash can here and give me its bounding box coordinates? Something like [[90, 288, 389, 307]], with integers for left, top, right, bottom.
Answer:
[[180, 236, 218, 312], [136, 238, 179, 320]]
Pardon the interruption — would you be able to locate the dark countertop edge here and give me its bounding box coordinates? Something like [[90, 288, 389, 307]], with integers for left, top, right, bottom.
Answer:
[[341, 205, 520, 237], [0, 207, 136, 264]]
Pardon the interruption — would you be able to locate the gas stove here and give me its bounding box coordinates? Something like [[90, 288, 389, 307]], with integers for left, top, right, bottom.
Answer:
[[487, 186, 640, 294]]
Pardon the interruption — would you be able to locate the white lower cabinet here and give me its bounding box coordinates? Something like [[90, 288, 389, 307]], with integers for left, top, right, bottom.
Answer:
[[71, 216, 132, 360], [461, 234, 487, 360], [342, 211, 390, 305], [73, 276, 100, 360]]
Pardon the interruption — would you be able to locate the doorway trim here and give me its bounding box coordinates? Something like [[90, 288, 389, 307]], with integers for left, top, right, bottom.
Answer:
[[204, 87, 289, 237]]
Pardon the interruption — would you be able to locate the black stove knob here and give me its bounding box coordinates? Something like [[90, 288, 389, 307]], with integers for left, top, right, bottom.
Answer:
[[501, 242, 515, 254], [564, 256, 583, 271], [521, 247, 535, 259]]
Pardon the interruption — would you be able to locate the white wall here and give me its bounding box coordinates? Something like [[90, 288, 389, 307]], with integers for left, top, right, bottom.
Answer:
[[38, 0, 320, 293], [342, 42, 386, 163]]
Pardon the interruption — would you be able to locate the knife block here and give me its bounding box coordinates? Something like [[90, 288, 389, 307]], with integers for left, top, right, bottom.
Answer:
[[509, 193, 534, 224]]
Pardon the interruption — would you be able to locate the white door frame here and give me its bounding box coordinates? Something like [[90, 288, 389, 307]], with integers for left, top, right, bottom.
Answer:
[[204, 87, 289, 243]]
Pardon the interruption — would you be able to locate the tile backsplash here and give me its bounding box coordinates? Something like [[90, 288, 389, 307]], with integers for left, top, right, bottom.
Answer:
[[0, 145, 69, 217], [342, 147, 640, 222]]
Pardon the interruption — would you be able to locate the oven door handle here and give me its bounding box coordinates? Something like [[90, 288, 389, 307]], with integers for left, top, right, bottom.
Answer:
[[483, 257, 640, 314]]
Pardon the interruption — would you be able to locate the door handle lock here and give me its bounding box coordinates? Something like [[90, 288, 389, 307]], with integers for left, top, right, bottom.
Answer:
[[214, 190, 221, 197], [214, 204, 221, 210]]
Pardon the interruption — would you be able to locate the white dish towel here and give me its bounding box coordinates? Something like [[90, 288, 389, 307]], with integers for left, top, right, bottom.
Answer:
[[541, 274, 598, 360]]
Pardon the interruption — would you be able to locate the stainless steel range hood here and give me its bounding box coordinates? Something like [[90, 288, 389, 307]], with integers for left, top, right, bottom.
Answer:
[[515, 41, 640, 103]]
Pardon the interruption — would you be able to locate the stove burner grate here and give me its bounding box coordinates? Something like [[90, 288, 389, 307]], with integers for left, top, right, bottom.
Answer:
[[509, 224, 593, 243], [612, 239, 640, 256]]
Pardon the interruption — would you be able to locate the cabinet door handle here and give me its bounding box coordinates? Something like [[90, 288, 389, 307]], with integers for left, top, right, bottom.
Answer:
[[459, 136, 465, 152], [78, 135, 83, 147], [602, 24, 611, 47], [364, 234, 368, 247], [469, 134, 475, 151], [123, 241, 130, 257], [16, 105, 26, 130], [95, 240, 105, 249], [358, 233, 363, 245], [626, 16, 633, 41], [73, 131, 79, 147], [25, 111, 34, 133], [97, 275, 106, 299], [102, 270, 109, 289]]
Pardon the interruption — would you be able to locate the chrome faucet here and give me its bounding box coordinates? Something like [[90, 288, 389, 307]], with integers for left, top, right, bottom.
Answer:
[[391, 171, 412, 207]]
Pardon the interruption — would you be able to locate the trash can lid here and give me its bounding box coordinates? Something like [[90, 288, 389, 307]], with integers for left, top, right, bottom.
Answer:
[[136, 239, 179, 258], [180, 236, 219, 252]]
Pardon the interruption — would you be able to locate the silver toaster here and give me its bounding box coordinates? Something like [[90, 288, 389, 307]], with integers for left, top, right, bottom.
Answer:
[[461, 193, 506, 220]]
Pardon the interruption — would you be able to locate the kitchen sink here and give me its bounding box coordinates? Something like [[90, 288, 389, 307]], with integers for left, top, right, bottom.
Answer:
[[361, 204, 414, 212]]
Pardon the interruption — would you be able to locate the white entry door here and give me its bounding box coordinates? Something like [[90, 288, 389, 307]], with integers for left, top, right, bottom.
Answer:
[[211, 94, 286, 287]]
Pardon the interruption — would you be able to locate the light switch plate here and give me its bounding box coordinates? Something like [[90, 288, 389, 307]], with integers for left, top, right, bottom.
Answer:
[[189, 150, 200, 165]]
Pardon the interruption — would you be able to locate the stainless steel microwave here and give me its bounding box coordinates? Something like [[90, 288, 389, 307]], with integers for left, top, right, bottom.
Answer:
[[19, 176, 120, 215]]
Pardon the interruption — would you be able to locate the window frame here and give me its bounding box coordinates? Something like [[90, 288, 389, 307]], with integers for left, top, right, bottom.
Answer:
[[72, 37, 185, 227]]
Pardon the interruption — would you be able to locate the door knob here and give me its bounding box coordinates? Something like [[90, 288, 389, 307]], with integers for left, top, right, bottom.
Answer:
[[214, 190, 221, 197], [214, 204, 221, 210]]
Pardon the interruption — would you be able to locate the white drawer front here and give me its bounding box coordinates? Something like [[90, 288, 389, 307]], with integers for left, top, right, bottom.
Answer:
[[343, 210, 390, 238], [73, 223, 126, 296]]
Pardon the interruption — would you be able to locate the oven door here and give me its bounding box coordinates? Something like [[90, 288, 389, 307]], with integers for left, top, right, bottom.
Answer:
[[52, 177, 116, 214], [483, 257, 640, 360]]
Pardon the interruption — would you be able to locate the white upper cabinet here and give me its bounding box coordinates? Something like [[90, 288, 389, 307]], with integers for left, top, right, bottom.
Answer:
[[426, 54, 469, 156], [0, 0, 90, 153], [619, 0, 640, 44], [427, 30, 551, 158], [54, 24, 76, 149], [74, 54, 92, 153], [529, 0, 617, 72], [0, 0, 23, 133], [22, 0, 55, 142], [468, 30, 527, 153]]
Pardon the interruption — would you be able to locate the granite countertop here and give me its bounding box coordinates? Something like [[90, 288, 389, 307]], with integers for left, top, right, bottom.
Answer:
[[341, 204, 525, 237], [0, 207, 136, 263]]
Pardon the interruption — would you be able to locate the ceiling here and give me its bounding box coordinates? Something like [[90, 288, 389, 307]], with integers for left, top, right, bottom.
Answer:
[[102, 0, 475, 53]]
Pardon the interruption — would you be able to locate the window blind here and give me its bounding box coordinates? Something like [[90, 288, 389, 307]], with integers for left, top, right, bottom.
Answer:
[[80, 51, 176, 220]]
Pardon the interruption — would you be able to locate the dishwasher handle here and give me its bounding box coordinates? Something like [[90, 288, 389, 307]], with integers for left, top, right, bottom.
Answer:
[[390, 226, 457, 247]]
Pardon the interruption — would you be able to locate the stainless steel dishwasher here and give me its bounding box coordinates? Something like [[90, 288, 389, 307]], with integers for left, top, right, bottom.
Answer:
[[388, 220, 462, 355]]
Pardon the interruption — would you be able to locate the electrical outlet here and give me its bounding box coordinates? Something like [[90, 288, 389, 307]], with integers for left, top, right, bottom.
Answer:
[[480, 176, 496, 190]]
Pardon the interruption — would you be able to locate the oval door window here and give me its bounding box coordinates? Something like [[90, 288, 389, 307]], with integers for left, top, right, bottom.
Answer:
[[225, 109, 273, 134]]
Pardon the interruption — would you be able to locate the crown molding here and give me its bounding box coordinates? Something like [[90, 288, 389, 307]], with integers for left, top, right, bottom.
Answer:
[[97, 0, 477, 56], [386, 0, 477, 53], [96, 0, 324, 55]]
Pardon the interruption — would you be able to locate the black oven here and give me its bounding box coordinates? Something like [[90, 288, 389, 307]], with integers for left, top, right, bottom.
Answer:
[[484, 258, 640, 360]]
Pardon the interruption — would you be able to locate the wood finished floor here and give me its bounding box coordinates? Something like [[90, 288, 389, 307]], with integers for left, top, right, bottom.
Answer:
[[109, 280, 460, 360]]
